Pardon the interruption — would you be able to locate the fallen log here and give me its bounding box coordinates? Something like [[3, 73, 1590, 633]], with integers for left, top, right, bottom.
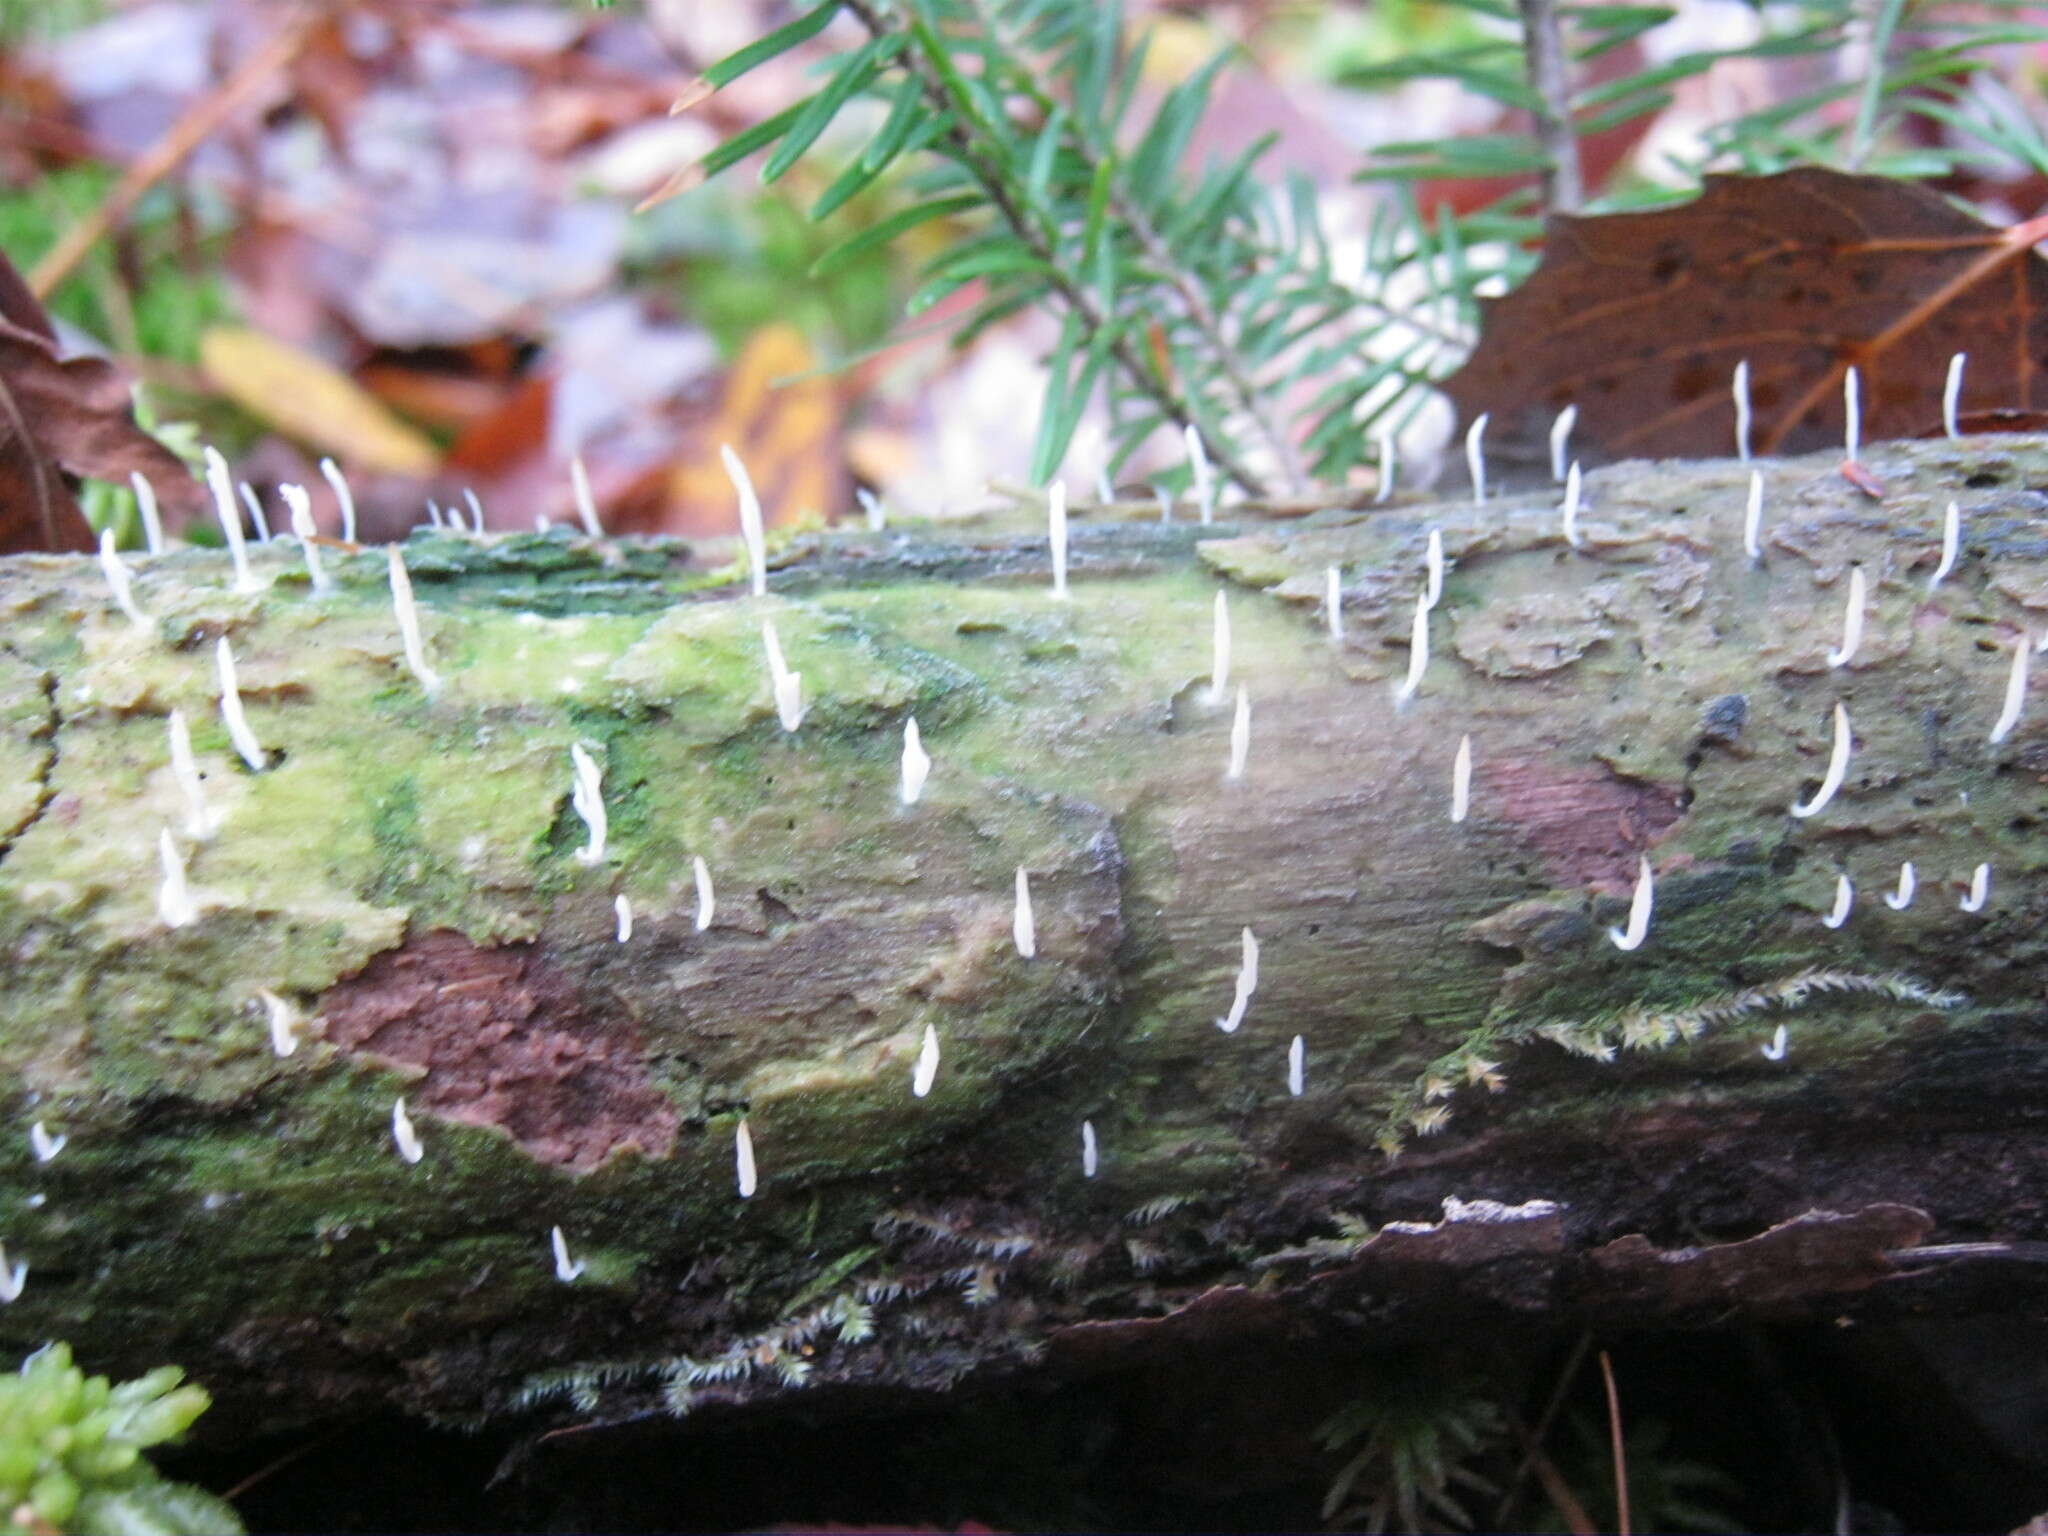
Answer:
[[0, 433, 2045, 1450]]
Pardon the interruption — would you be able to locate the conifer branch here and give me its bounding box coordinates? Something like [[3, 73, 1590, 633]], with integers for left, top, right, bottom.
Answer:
[[840, 0, 1278, 496]]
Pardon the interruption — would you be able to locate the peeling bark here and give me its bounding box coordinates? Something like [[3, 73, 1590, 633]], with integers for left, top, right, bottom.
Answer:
[[0, 436, 2046, 1448]]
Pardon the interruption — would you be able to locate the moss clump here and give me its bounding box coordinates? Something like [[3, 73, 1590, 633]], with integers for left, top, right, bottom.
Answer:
[[0, 1343, 241, 1534]]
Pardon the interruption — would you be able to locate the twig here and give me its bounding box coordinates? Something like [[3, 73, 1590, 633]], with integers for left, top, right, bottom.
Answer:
[[1519, 0, 1583, 215], [1493, 1330, 1592, 1526], [1507, 1409, 1599, 1536], [839, 0, 1275, 498], [1599, 1348, 1631, 1536], [28, 5, 322, 298], [221, 1425, 346, 1503]]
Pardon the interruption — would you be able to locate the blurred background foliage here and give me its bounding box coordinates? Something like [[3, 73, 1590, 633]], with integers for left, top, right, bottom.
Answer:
[[1, 0, 2044, 542]]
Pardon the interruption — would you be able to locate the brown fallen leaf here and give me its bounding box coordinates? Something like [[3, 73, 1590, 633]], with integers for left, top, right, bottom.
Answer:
[[1445, 167, 2048, 465], [0, 250, 207, 554]]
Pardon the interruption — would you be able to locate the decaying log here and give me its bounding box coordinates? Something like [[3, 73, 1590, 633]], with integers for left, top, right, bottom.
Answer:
[[1, 434, 2046, 1442]]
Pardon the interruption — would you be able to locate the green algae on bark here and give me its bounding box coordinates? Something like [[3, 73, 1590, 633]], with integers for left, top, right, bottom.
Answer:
[[0, 437, 2045, 1431]]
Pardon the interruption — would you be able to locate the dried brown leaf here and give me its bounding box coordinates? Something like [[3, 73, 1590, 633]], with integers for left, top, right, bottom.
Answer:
[[0, 253, 207, 554], [1446, 168, 2048, 464]]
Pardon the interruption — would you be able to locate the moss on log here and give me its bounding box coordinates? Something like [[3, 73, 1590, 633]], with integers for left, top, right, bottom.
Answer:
[[0, 435, 2045, 1437]]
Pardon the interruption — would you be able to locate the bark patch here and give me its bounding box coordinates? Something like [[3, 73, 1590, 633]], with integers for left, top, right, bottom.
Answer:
[[321, 929, 677, 1170], [1582, 1203, 1933, 1313], [1488, 760, 1685, 888]]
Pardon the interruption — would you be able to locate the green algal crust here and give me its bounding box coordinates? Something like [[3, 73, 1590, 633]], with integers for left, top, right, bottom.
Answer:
[[0, 437, 2042, 1427]]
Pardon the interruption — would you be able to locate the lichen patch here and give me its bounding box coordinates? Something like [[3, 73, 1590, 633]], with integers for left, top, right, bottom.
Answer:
[[319, 929, 678, 1170], [1452, 590, 1613, 677]]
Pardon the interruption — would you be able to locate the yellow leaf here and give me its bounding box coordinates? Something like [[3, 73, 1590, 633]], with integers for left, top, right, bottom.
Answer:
[[199, 326, 440, 476], [670, 323, 839, 537]]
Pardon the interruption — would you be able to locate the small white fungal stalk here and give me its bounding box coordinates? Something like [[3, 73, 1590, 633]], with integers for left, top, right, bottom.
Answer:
[[1744, 470, 1764, 563], [1609, 855, 1654, 952], [1843, 365, 1862, 460], [1394, 588, 1429, 708], [1885, 862, 1916, 911], [391, 1096, 424, 1164], [1081, 1119, 1098, 1178], [130, 471, 164, 555], [166, 710, 215, 841], [29, 1122, 65, 1164], [1822, 873, 1854, 930], [761, 620, 804, 731], [1286, 1034, 1305, 1098], [857, 486, 885, 531], [256, 987, 299, 1056], [1790, 702, 1852, 818], [1374, 430, 1397, 505], [1464, 413, 1489, 505], [97, 530, 146, 629], [462, 488, 486, 535], [1209, 591, 1230, 704], [388, 545, 440, 692], [694, 855, 715, 931], [237, 482, 271, 544], [215, 637, 268, 773], [205, 454, 258, 595], [1960, 862, 1990, 914], [1154, 486, 1173, 524], [157, 828, 197, 928], [1560, 462, 1583, 550], [0, 1245, 25, 1304], [570, 454, 604, 537], [1423, 528, 1444, 611], [1931, 501, 1959, 591], [1013, 866, 1036, 959], [1325, 566, 1342, 642], [900, 717, 932, 806], [279, 484, 331, 593], [1761, 1024, 1789, 1062], [1451, 734, 1472, 824], [722, 443, 768, 597], [614, 894, 633, 944], [569, 744, 607, 867], [1047, 479, 1069, 600], [319, 457, 357, 544], [1185, 424, 1215, 525], [1826, 566, 1865, 668], [912, 1022, 940, 1099], [735, 1118, 758, 1198], [1991, 632, 2029, 746], [1943, 352, 1966, 440], [550, 1225, 586, 1283], [1733, 360, 1753, 462], [1549, 404, 1577, 483], [1226, 685, 1250, 781], [1215, 925, 1259, 1033]]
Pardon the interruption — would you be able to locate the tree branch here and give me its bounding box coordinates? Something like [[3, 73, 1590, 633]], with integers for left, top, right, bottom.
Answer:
[[957, 0, 1308, 490], [1519, 0, 1583, 216], [842, 0, 1278, 498]]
